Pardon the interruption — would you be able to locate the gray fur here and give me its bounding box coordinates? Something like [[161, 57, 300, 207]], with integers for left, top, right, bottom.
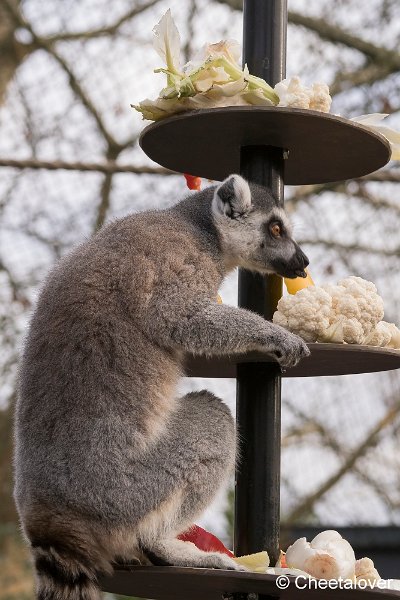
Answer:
[[14, 175, 309, 599]]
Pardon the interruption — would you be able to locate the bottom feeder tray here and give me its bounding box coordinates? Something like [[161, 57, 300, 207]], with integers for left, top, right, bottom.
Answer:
[[184, 343, 400, 378], [99, 566, 400, 600]]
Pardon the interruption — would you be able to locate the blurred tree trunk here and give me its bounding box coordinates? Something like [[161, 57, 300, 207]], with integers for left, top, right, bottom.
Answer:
[[0, 399, 17, 526], [0, 0, 32, 105]]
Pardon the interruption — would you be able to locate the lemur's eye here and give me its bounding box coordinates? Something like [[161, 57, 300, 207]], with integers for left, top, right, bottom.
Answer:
[[270, 223, 281, 238]]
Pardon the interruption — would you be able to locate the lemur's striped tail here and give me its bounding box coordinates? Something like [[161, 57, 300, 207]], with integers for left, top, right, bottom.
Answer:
[[32, 542, 108, 600]]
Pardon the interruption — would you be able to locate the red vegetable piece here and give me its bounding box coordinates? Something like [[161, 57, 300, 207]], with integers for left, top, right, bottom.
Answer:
[[178, 524, 234, 557], [184, 173, 202, 191]]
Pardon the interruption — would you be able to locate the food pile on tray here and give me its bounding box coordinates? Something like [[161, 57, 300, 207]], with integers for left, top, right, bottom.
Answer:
[[178, 525, 400, 589], [133, 10, 400, 163]]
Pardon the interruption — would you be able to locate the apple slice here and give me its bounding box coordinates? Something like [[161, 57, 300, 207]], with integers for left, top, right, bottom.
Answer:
[[178, 524, 234, 557]]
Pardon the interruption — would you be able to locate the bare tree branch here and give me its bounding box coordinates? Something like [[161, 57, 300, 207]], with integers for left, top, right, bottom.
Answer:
[[0, 256, 30, 307], [287, 180, 400, 213], [0, 157, 174, 175], [215, 0, 400, 64], [94, 146, 122, 231], [2, 0, 123, 150], [284, 400, 400, 524], [360, 169, 400, 183], [286, 402, 400, 516], [44, 0, 160, 42], [299, 238, 399, 257], [0, 0, 32, 105], [95, 171, 114, 231], [351, 183, 400, 213], [282, 421, 321, 448], [287, 12, 400, 68], [330, 63, 393, 96], [48, 51, 122, 150], [214, 0, 400, 94], [182, 0, 197, 64], [214, 0, 242, 10]]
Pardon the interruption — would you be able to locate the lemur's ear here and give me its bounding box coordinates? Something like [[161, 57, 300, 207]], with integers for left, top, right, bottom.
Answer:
[[212, 175, 252, 218]]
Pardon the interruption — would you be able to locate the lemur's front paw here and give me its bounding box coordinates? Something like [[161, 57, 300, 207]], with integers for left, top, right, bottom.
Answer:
[[270, 330, 310, 368]]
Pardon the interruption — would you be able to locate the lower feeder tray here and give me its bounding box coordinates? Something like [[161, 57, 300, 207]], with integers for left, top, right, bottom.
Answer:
[[99, 566, 400, 600], [139, 106, 391, 185], [184, 343, 400, 378]]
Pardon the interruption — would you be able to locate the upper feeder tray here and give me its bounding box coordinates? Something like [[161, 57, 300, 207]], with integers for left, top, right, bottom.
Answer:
[[139, 106, 391, 185]]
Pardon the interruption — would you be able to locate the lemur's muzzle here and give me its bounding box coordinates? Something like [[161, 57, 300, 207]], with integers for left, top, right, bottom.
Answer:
[[292, 244, 309, 278], [277, 242, 309, 279], [270, 241, 309, 279]]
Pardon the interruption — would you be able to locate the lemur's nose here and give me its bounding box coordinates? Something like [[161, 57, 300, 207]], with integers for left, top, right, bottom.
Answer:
[[293, 243, 309, 274], [297, 246, 309, 269]]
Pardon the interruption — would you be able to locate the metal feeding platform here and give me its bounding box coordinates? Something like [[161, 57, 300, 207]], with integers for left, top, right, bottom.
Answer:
[[101, 0, 400, 598]]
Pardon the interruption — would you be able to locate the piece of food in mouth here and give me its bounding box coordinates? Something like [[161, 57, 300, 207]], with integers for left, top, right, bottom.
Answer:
[[284, 268, 314, 295]]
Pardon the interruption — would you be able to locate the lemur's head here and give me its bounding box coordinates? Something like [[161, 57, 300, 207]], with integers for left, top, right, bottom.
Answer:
[[212, 174, 309, 278]]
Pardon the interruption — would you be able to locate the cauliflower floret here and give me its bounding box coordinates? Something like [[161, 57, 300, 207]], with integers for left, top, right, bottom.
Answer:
[[309, 82, 332, 113], [386, 322, 400, 349], [320, 277, 383, 344], [366, 321, 400, 348], [365, 321, 393, 347], [273, 276, 386, 345], [323, 316, 365, 344], [273, 287, 332, 342], [274, 76, 311, 109], [274, 77, 332, 112], [355, 557, 381, 586]]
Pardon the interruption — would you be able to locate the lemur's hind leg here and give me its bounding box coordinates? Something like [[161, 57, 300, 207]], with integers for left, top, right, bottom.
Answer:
[[137, 390, 242, 570]]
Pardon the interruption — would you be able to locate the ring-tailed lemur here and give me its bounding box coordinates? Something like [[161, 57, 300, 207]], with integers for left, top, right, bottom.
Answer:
[[15, 175, 310, 600]]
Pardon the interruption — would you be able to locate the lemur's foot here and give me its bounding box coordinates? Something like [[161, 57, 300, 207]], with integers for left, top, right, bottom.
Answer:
[[190, 551, 246, 571], [112, 556, 143, 569], [143, 538, 247, 571]]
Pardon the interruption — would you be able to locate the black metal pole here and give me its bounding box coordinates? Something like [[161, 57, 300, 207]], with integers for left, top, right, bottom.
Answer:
[[234, 0, 287, 566]]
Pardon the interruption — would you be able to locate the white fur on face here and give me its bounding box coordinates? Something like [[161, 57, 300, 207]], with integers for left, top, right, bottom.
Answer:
[[216, 210, 264, 269], [215, 205, 295, 273]]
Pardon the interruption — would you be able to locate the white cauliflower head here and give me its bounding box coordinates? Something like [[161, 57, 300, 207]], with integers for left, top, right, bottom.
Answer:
[[285, 530, 355, 580], [274, 276, 385, 345]]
